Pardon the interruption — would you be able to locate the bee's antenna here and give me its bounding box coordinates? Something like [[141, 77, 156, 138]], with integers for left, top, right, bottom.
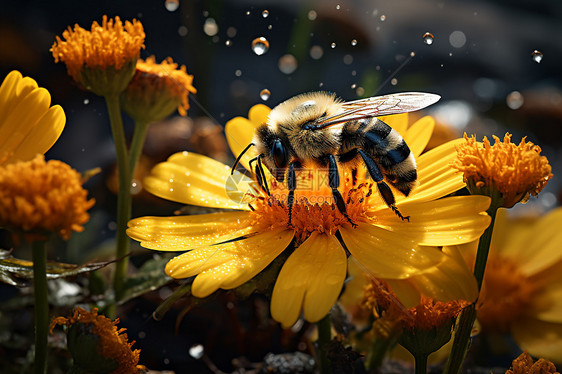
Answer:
[[231, 143, 255, 175]]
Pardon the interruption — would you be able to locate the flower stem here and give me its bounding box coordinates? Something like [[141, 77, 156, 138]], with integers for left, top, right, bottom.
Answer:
[[316, 314, 332, 374], [104, 94, 131, 318], [414, 353, 428, 374], [366, 337, 390, 370], [128, 121, 149, 175], [444, 195, 501, 374], [32, 240, 48, 374]]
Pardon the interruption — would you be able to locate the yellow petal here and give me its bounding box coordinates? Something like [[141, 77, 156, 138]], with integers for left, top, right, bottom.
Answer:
[[0, 87, 51, 154], [409, 245, 479, 302], [372, 196, 491, 246], [378, 112, 408, 135], [403, 116, 435, 157], [248, 103, 271, 125], [511, 317, 562, 362], [529, 279, 562, 323], [0, 71, 24, 119], [144, 152, 252, 210], [3, 105, 65, 164], [397, 138, 466, 205], [127, 211, 256, 251], [165, 228, 294, 297], [225, 116, 259, 172], [339, 259, 369, 309], [271, 233, 347, 327], [340, 223, 444, 279], [384, 278, 421, 308], [505, 208, 562, 277]]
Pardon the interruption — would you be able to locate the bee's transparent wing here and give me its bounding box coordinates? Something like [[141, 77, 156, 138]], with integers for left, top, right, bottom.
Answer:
[[317, 92, 440, 128]]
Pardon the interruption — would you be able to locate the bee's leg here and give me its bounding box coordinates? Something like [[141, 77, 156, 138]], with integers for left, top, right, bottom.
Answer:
[[257, 154, 270, 196], [249, 155, 270, 196], [358, 150, 409, 221], [231, 142, 254, 174], [287, 161, 297, 226], [328, 155, 357, 227]]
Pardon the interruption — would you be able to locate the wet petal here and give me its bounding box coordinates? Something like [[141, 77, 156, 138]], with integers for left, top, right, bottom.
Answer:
[[385, 278, 421, 308], [144, 152, 252, 210], [511, 318, 562, 362], [3, 105, 65, 164], [340, 223, 444, 279], [397, 138, 465, 205], [166, 228, 294, 297], [409, 245, 479, 302], [127, 211, 256, 251], [403, 116, 435, 157], [271, 233, 347, 327], [371, 196, 491, 246]]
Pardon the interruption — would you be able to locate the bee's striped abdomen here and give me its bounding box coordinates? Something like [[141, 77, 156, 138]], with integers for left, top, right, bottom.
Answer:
[[364, 119, 417, 195]]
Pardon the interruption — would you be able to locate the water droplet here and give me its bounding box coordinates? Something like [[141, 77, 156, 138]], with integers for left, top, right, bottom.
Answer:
[[268, 25, 272, 30], [260, 89, 271, 101], [251, 37, 269, 55], [506, 91, 524, 110], [343, 54, 353, 64], [351, 39, 357, 46], [355, 87, 365, 96], [309, 45, 323, 60], [531, 50, 543, 63], [130, 179, 142, 195], [164, 0, 179, 12], [235, 69, 242, 77], [225, 40, 232, 46], [178, 25, 188, 36], [83, 99, 89, 105], [308, 10, 317, 20], [278, 54, 298, 74], [227, 27, 237, 38], [331, 42, 336, 48], [390, 78, 398, 85], [380, 15, 386, 21], [410, 51, 415, 57], [336, 4, 341, 10], [423, 32, 434, 45], [203, 18, 218, 36], [245, 10, 251, 16], [262, 10, 269, 18], [351, 83, 357, 89], [351, 70, 357, 76]]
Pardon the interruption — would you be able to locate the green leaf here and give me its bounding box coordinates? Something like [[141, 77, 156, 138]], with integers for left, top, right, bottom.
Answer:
[[119, 254, 173, 304]]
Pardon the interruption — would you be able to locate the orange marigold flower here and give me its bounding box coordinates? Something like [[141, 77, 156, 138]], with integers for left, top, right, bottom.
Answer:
[[121, 55, 197, 122], [0, 155, 94, 240], [452, 133, 552, 208], [51, 15, 145, 96], [505, 351, 559, 374], [51, 307, 145, 374]]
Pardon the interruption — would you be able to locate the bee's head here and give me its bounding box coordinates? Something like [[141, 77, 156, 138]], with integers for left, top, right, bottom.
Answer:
[[253, 123, 290, 182]]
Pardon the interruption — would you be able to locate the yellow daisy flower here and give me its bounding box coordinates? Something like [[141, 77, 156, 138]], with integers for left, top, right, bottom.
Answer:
[[461, 207, 562, 362], [51, 15, 145, 96], [127, 105, 491, 328], [121, 55, 197, 123], [0, 70, 65, 166]]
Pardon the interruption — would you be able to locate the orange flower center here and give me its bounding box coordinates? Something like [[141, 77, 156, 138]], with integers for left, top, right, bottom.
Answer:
[[248, 168, 375, 244], [477, 254, 535, 332]]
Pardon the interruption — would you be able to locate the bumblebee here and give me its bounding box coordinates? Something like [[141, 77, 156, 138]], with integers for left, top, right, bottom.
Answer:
[[231, 91, 440, 224]]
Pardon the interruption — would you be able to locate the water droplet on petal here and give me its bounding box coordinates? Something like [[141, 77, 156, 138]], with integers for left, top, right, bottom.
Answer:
[[260, 89, 271, 101], [531, 50, 543, 63], [423, 32, 434, 45], [251, 37, 269, 55], [351, 39, 357, 46], [380, 15, 386, 21], [262, 10, 269, 18], [164, 0, 179, 12], [278, 54, 298, 74], [506, 91, 524, 110]]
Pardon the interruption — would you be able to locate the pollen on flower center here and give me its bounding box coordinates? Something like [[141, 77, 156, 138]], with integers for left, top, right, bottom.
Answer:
[[248, 168, 374, 243], [477, 254, 534, 332]]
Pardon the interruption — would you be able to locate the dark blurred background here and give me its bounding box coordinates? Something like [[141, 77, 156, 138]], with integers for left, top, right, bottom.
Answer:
[[1, 0, 561, 372]]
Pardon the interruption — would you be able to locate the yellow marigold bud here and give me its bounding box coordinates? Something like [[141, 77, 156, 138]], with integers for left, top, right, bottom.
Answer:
[[0, 155, 94, 240], [452, 133, 552, 208], [51, 15, 145, 96], [51, 307, 145, 374], [505, 351, 559, 374], [121, 56, 197, 123]]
